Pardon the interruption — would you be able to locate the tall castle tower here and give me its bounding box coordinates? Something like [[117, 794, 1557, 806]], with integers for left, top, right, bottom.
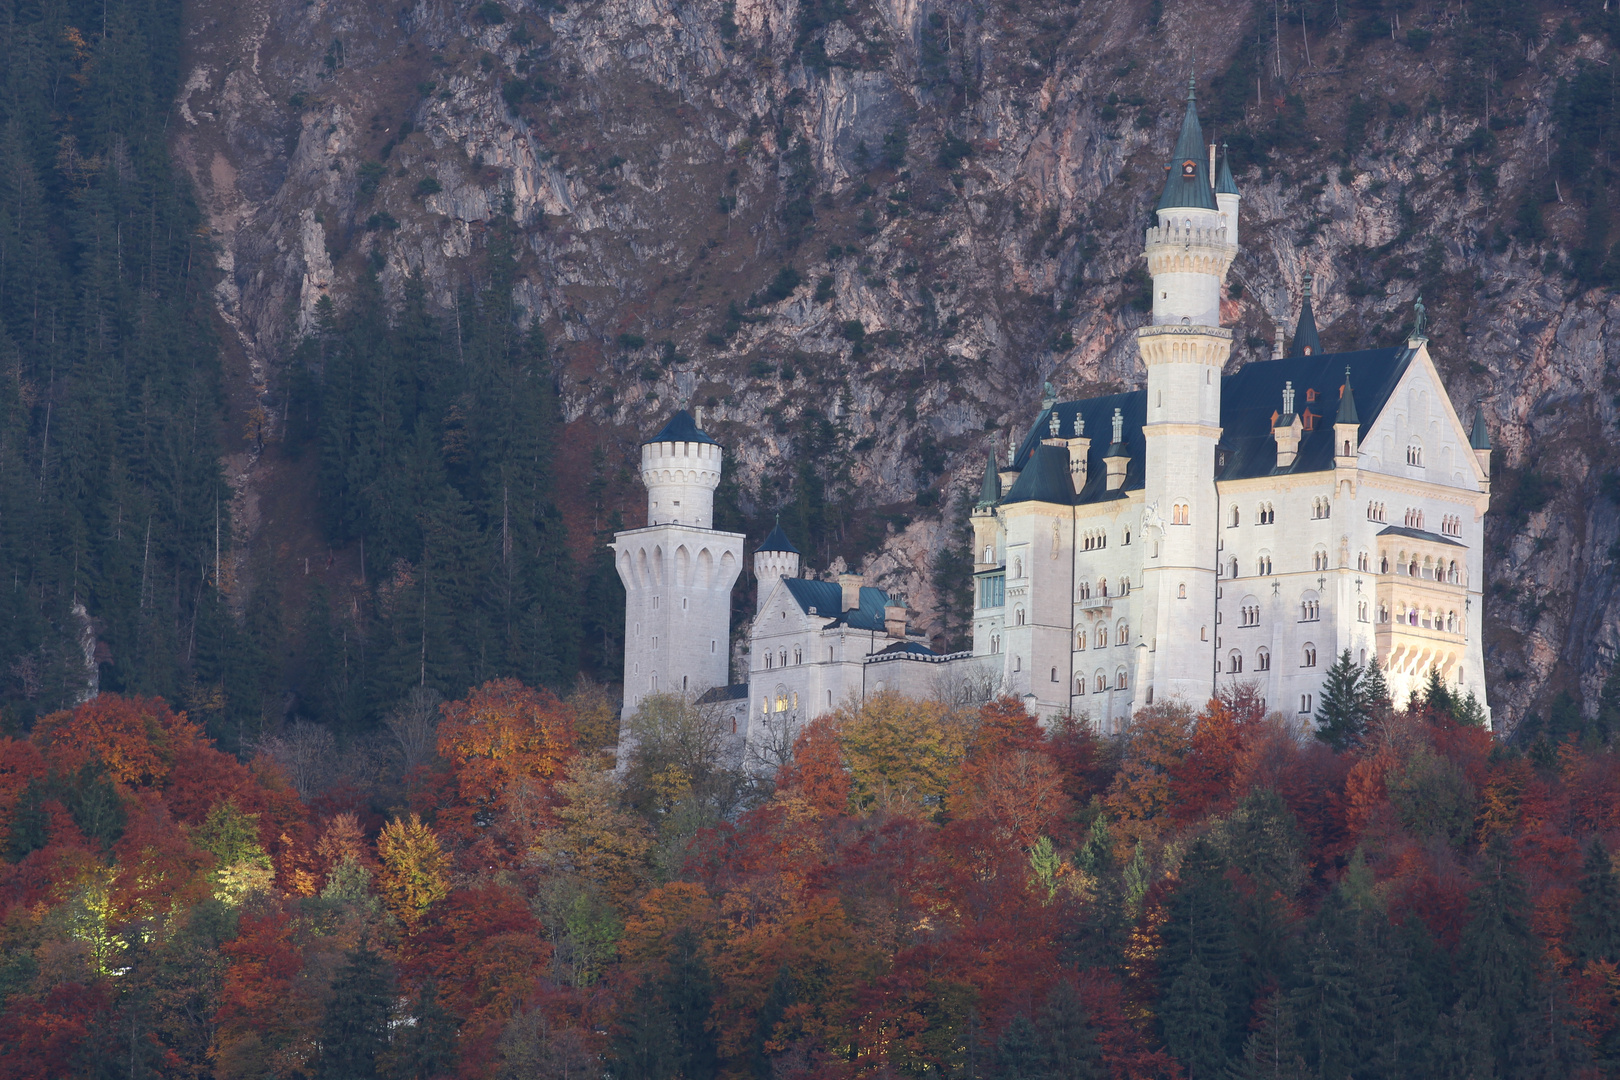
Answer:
[[611, 411, 744, 716], [1136, 77, 1239, 706], [753, 521, 801, 613]]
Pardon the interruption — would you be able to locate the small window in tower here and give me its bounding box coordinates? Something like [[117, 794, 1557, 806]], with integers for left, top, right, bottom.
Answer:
[[682, 597, 688, 610]]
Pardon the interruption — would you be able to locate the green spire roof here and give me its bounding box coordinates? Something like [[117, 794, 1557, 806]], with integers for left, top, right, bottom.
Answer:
[[977, 452, 1001, 508], [1215, 142, 1238, 195], [1470, 407, 1491, 450], [1157, 75, 1217, 212], [1290, 273, 1322, 357], [1336, 367, 1358, 425]]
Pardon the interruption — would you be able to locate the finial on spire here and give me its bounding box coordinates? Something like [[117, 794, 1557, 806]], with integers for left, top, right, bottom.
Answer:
[[1007, 430, 1016, 467], [1302, 271, 1313, 299], [1282, 381, 1296, 416], [1049, 411, 1061, 438]]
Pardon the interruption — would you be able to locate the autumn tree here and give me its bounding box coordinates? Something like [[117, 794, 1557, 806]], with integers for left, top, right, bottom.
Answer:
[[436, 678, 575, 834], [838, 692, 966, 817], [377, 814, 451, 927]]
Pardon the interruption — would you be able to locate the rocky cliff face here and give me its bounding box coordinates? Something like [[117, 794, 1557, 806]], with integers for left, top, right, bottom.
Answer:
[[174, 0, 1620, 727]]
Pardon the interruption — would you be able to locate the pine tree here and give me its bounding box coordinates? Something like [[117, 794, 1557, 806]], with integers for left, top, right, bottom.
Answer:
[[1226, 991, 1307, 1080], [1314, 650, 1365, 751], [1422, 666, 1454, 718], [1572, 838, 1620, 965], [1458, 834, 1544, 1071], [993, 1013, 1047, 1080], [609, 975, 679, 1080], [1358, 656, 1391, 722], [1161, 952, 1226, 1079], [661, 926, 719, 1080], [1035, 978, 1103, 1080], [1160, 838, 1244, 1057], [316, 946, 394, 1080], [390, 980, 460, 1080]]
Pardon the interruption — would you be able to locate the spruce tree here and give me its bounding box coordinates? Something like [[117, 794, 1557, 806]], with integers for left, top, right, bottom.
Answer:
[[1358, 656, 1391, 722], [317, 946, 394, 1080], [391, 980, 459, 1080], [1572, 838, 1620, 965], [994, 1013, 1048, 1079], [1226, 991, 1307, 1080], [1314, 650, 1365, 751], [1034, 978, 1103, 1080], [1458, 834, 1543, 1071], [1161, 952, 1226, 1079], [661, 926, 719, 1080], [608, 976, 678, 1080]]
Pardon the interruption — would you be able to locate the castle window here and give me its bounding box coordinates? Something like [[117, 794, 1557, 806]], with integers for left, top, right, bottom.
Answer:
[[1201, 626, 1208, 641], [1257, 647, 1271, 671], [765, 652, 772, 670], [683, 675, 688, 691], [1095, 671, 1106, 693], [1300, 693, 1313, 714], [1172, 502, 1190, 525], [1015, 656, 1022, 672], [1229, 650, 1243, 673], [1312, 549, 1329, 572], [1229, 556, 1239, 578], [1407, 443, 1424, 466], [1117, 620, 1129, 644], [792, 692, 798, 709], [1257, 555, 1273, 576], [652, 674, 659, 691], [983, 544, 994, 563], [1099, 578, 1108, 597], [1123, 529, 1131, 545], [1178, 583, 1187, 599], [761, 696, 768, 716], [1300, 594, 1320, 621], [1302, 644, 1317, 667], [1231, 505, 1241, 527], [794, 647, 802, 665], [1076, 676, 1086, 695], [1013, 557, 1023, 579], [1096, 624, 1108, 649], [1121, 577, 1130, 594], [1358, 601, 1369, 622], [1015, 606, 1026, 626], [1342, 439, 1352, 456], [1077, 581, 1090, 600], [1051, 667, 1059, 683], [979, 574, 1005, 609], [1076, 630, 1087, 650], [1357, 551, 1370, 572], [1116, 668, 1128, 690]]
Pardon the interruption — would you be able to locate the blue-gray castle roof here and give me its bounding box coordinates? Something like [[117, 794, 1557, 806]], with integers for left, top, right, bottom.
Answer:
[[1002, 343, 1416, 505], [780, 577, 894, 631], [757, 523, 799, 554], [647, 410, 718, 445]]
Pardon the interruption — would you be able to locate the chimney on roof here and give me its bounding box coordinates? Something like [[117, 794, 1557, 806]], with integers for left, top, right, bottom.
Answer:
[[884, 601, 907, 639], [838, 573, 864, 614], [1273, 381, 1304, 470], [1273, 326, 1285, 360]]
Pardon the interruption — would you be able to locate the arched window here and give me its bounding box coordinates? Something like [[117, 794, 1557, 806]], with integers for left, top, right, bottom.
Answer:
[[1407, 442, 1423, 466], [1095, 671, 1106, 693], [1078, 581, 1090, 600], [1116, 620, 1129, 645], [1231, 505, 1241, 527], [1121, 577, 1131, 594], [1076, 676, 1086, 694], [1448, 560, 1458, 583], [1229, 556, 1239, 578], [1123, 528, 1131, 545], [1172, 502, 1190, 525], [1312, 548, 1328, 571], [1256, 554, 1273, 576], [793, 647, 802, 665], [1116, 668, 1128, 690], [1256, 647, 1271, 671], [1229, 650, 1243, 673], [1299, 693, 1313, 714], [1015, 607, 1026, 626], [1357, 551, 1370, 572], [1302, 643, 1317, 667], [1178, 583, 1187, 599], [1013, 557, 1023, 578], [779, 649, 787, 668], [1076, 630, 1087, 650], [1099, 578, 1108, 596], [1300, 593, 1320, 621], [1380, 554, 1390, 574], [983, 544, 994, 563], [1095, 624, 1108, 649], [1051, 667, 1059, 683], [765, 653, 773, 670], [1342, 439, 1352, 456]]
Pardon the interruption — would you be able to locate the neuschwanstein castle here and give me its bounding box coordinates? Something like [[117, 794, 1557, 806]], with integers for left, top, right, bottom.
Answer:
[[612, 79, 1490, 749]]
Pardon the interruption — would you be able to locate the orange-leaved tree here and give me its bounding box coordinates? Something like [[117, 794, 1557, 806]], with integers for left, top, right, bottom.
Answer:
[[32, 693, 201, 787], [838, 692, 965, 817], [776, 713, 849, 816], [436, 678, 575, 836]]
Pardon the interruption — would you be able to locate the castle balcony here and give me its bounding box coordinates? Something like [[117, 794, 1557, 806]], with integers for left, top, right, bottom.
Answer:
[[1372, 573, 1467, 682], [1135, 324, 1234, 366], [1143, 223, 1236, 277], [1076, 596, 1114, 614]]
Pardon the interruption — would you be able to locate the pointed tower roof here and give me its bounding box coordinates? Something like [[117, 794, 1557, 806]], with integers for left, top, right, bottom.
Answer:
[[1215, 142, 1238, 195], [1289, 273, 1322, 357], [757, 520, 799, 554], [647, 409, 718, 445], [976, 452, 1001, 509], [1157, 75, 1218, 212], [1336, 367, 1359, 425], [1470, 407, 1491, 450]]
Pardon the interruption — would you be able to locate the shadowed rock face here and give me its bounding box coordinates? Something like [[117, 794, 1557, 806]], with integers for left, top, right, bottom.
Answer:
[[174, 0, 1620, 729]]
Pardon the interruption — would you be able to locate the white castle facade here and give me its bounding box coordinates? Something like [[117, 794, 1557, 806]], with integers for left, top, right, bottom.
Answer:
[[614, 79, 1490, 750]]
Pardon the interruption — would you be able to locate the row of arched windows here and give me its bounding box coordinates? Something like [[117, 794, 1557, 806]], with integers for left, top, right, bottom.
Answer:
[[1406, 442, 1424, 466], [1403, 507, 1425, 529], [1076, 621, 1130, 650], [1221, 647, 1272, 673], [762, 646, 805, 670], [1311, 497, 1331, 519], [1381, 551, 1461, 583], [1440, 514, 1462, 537], [1076, 577, 1130, 601], [1074, 668, 1129, 694], [1082, 529, 1108, 550], [1367, 502, 1387, 522]]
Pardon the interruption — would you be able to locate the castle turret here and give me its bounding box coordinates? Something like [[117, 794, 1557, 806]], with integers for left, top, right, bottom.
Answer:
[[613, 410, 744, 715], [1215, 142, 1241, 249], [641, 410, 723, 528], [753, 521, 801, 613], [1470, 406, 1491, 481], [1290, 273, 1323, 357], [1334, 368, 1360, 465], [1136, 73, 1234, 708]]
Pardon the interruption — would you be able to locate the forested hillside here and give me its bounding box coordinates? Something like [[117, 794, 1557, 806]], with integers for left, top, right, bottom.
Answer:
[[3, 677, 1620, 1077]]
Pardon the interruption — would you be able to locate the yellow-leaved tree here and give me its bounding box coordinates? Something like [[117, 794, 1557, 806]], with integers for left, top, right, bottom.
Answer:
[[377, 813, 451, 927], [838, 692, 967, 817]]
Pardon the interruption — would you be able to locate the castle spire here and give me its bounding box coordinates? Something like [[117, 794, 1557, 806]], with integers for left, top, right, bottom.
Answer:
[[1290, 272, 1322, 357], [1157, 72, 1217, 212], [977, 452, 1001, 509], [1214, 142, 1238, 196], [1336, 367, 1359, 425]]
